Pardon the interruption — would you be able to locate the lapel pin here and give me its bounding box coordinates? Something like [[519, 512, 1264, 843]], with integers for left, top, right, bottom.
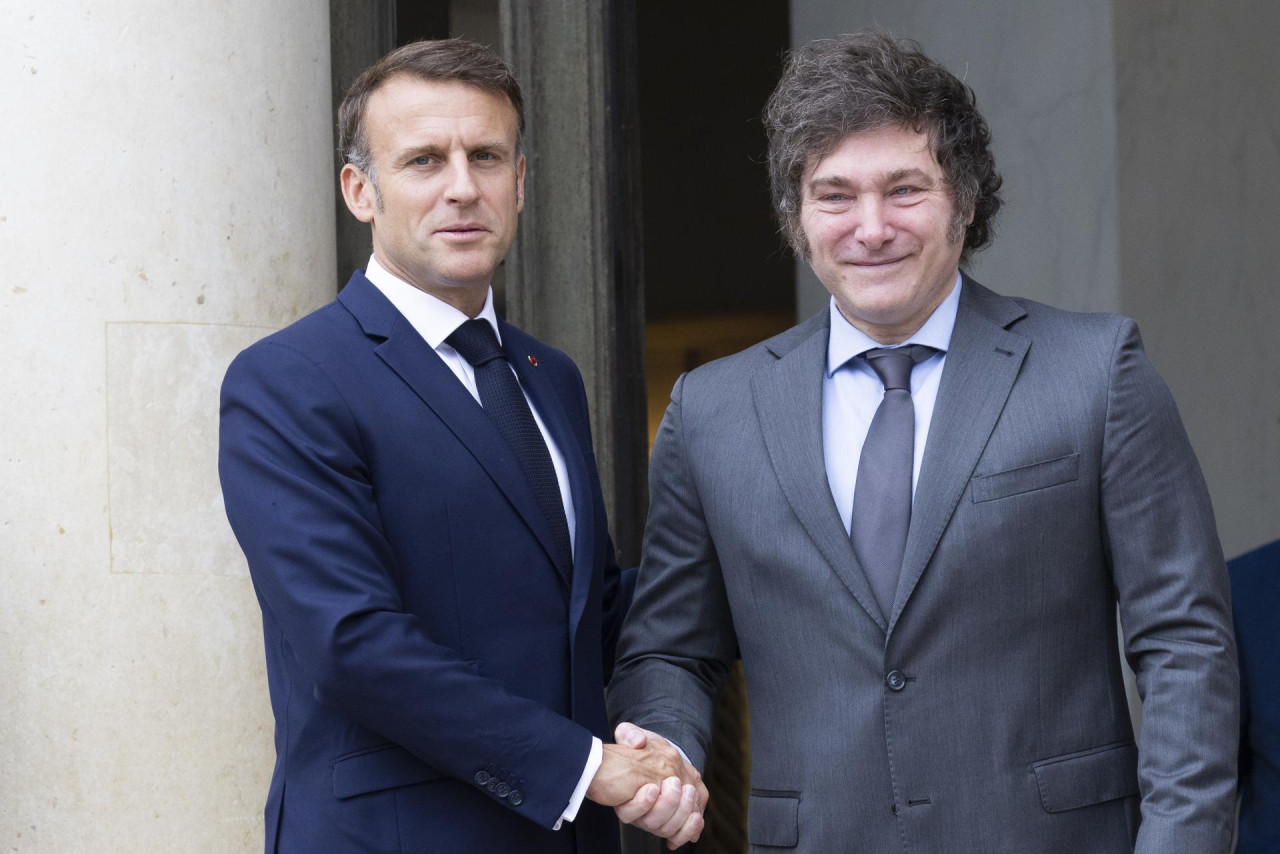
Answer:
[[527, 355, 538, 367]]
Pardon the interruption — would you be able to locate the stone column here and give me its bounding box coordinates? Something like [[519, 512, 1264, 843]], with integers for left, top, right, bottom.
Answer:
[[329, 0, 396, 290], [500, 0, 649, 567], [0, 4, 335, 851]]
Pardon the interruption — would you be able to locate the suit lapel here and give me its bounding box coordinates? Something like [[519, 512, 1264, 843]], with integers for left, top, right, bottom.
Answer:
[[752, 313, 888, 632], [889, 279, 1029, 633], [338, 275, 568, 591], [503, 322, 588, 600]]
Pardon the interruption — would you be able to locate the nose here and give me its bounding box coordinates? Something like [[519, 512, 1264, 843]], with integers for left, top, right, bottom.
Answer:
[[854, 198, 894, 249], [443, 157, 480, 204]]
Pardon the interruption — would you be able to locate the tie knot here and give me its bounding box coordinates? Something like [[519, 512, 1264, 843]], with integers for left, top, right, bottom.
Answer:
[[447, 318, 505, 368], [861, 345, 937, 392]]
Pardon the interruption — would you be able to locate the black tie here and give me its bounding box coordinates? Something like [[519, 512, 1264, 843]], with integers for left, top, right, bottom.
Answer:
[[851, 345, 937, 620], [446, 319, 573, 579]]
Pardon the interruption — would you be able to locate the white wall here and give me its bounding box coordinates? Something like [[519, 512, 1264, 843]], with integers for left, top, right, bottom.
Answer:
[[0, 3, 336, 850]]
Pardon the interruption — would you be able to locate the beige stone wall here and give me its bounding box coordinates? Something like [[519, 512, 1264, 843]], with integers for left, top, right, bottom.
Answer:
[[1, 3, 336, 851]]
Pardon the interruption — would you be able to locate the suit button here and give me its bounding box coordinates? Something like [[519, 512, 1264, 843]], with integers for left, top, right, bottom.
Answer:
[[509, 789, 524, 806], [475, 771, 491, 786], [886, 670, 907, 692], [487, 779, 499, 791], [495, 782, 511, 797]]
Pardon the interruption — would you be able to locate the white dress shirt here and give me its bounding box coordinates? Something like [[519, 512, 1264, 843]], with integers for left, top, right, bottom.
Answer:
[[822, 274, 962, 532], [363, 256, 602, 827]]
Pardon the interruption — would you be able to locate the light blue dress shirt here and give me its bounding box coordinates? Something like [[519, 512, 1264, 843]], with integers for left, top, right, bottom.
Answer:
[[822, 274, 962, 535]]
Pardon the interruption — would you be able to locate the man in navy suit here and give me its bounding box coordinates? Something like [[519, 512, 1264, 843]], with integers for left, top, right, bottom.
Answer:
[[219, 39, 703, 853]]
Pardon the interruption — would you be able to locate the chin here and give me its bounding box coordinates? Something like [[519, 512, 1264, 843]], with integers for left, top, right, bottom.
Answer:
[[840, 293, 909, 317]]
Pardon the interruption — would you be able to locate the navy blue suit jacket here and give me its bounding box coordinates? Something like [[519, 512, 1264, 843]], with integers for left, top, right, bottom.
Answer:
[[1230, 539, 1280, 854], [219, 272, 626, 853]]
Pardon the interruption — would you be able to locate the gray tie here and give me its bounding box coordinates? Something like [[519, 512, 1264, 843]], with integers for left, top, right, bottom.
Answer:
[[851, 345, 937, 621]]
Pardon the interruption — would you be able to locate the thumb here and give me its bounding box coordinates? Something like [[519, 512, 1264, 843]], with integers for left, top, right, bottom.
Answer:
[[614, 721, 648, 749]]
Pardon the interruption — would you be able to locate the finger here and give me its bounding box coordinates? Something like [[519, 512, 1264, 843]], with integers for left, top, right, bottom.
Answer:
[[633, 776, 683, 833], [667, 808, 705, 850], [614, 721, 648, 749], [653, 782, 698, 840], [693, 778, 710, 811], [614, 783, 659, 824]]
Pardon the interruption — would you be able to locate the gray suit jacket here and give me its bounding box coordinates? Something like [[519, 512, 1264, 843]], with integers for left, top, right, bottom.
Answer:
[[608, 278, 1238, 853]]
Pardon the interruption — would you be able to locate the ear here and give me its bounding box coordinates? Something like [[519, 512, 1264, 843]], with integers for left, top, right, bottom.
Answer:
[[515, 153, 526, 213], [340, 163, 377, 223]]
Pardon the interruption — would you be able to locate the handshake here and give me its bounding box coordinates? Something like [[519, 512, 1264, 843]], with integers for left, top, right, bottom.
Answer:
[[586, 722, 708, 849]]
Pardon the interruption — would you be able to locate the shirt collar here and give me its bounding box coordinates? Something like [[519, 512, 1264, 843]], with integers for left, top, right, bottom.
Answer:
[[826, 273, 962, 377], [363, 254, 502, 349]]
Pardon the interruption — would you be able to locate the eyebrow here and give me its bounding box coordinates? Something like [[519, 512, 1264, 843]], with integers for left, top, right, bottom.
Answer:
[[885, 167, 933, 185], [807, 167, 935, 193], [389, 138, 514, 165]]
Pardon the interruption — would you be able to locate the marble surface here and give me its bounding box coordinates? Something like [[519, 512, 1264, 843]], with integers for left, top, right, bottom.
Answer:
[[106, 322, 271, 577], [1, 2, 335, 851]]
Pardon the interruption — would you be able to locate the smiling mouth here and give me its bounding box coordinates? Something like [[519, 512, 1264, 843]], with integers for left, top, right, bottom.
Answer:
[[850, 256, 906, 268]]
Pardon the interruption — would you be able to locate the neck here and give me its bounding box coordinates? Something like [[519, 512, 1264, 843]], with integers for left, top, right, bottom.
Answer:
[[372, 253, 491, 318]]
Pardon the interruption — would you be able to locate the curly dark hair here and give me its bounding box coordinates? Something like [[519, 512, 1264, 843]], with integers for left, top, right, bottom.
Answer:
[[764, 31, 1002, 265]]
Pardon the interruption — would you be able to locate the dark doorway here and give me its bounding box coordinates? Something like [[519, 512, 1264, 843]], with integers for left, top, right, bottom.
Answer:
[[638, 2, 795, 446], [635, 7, 791, 853]]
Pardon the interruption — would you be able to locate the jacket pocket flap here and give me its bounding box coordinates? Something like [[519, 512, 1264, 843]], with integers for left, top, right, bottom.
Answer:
[[333, 744, 444, 799], [748, 792, 800, 848], [971, 453, 1079, 503], [1033, 741, 1138, 813]]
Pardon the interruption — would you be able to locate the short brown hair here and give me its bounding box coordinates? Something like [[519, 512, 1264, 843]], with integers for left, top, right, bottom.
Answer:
[[337, 38, 525, 177]]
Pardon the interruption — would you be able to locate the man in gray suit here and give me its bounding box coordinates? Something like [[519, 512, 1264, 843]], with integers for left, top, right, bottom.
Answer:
[[608, 31, 1238, 852]]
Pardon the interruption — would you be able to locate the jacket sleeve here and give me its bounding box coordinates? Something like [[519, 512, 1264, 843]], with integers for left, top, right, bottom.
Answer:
[[606, 374, 737, 770], [1100, 320, 1239, 853], [218, 340, 591, 829]]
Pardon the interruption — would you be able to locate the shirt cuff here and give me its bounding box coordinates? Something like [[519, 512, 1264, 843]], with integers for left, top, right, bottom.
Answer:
[[668, 738, 692, 767], [555, 736, 603, 830]]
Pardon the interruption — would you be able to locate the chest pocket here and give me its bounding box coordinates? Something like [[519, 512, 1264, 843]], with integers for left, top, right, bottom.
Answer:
[[970, 453, 1079, 504]]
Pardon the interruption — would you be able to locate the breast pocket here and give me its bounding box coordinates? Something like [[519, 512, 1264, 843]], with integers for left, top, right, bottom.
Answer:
[[970, 453, 1079, 504]]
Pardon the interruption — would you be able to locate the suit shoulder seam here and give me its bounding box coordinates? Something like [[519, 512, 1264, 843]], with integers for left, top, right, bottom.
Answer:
[[246, 339, 375, 467]]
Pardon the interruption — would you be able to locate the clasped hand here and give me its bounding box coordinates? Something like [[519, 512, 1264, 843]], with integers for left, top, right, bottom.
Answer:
[[586, 722, 708, 849]]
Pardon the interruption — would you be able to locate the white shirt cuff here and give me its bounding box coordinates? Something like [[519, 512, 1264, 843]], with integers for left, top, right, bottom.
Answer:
[[555, 736, 602, 830]]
